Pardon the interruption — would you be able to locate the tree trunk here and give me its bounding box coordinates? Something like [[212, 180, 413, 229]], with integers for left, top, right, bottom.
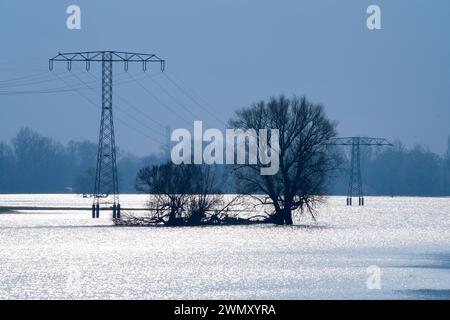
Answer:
[[271, 207, 293, 225], [167, 208, 177, 226], [284, 208, 293, 225]]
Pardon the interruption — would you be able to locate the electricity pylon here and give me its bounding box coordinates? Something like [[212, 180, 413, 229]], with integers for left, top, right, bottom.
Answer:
[[327, 137, 392, 206], [49, 51, 165, 218]]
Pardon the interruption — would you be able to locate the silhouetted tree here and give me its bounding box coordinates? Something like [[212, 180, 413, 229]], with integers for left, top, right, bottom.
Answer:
[[186, 165, 223, 225], [229, 95, 338, 225], [135, 162, 226, 226], [136, 162, 194, 225]]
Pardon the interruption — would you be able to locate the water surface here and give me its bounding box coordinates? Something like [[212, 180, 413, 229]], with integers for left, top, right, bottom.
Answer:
[[0, 195, 449, 299]]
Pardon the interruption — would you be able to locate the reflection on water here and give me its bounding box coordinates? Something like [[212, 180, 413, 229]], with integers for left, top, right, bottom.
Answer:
[[0, 194, 449, 299]]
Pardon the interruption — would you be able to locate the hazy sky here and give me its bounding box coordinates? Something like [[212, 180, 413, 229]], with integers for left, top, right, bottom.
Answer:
[[0, 0, 449, 156]]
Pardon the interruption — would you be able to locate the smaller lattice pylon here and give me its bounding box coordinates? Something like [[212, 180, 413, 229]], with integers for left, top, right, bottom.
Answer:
[[326, 137, 393, 206]]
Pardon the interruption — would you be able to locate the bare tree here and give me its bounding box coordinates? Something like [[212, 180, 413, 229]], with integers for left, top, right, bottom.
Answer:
[[135, 162, 225, 226], [186, 165, 223, 225], [229, 95, 338, 225], [136, 162, 193, 225]]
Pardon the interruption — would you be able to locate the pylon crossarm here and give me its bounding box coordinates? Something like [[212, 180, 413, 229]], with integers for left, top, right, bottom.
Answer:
[[49, 51, 165, 72], [326, 137, 393, 146]]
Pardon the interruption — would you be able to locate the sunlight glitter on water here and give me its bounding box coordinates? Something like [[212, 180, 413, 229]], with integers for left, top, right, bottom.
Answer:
[[0, 194, 449, 299]]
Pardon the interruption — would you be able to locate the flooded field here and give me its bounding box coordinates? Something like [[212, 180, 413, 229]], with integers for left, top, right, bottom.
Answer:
[[0, 194, 449, 299]]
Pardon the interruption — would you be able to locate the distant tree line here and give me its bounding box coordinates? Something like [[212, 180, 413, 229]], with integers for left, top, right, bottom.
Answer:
[[0, 128, 162, 194], [1, 119, 449, 199], [329, 140, 450, 197]]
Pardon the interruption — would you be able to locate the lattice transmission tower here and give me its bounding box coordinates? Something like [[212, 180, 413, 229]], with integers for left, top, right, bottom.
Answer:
[[50, 51, 165, 218], [327, 137, 392, 206]]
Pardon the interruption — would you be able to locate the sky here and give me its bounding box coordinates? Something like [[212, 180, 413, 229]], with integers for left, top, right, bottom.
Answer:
[[0, 0, 449, 156]]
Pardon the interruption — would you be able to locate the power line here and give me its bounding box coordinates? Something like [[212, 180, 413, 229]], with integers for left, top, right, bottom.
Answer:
[[142, 72, 207, 124], [50, 71, 165, 146], [0, 71, 88, 89], [0, 71, 152, 95], [84, 71, 168, 131], [0, 71, 51, 84], [125, 72, 193, 126], [0, 86, 90, 95], [0, 69, 166, 150], [0, 67, 49, 72], [161, 71, 227, 126], [68, 71, 166, 143]]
